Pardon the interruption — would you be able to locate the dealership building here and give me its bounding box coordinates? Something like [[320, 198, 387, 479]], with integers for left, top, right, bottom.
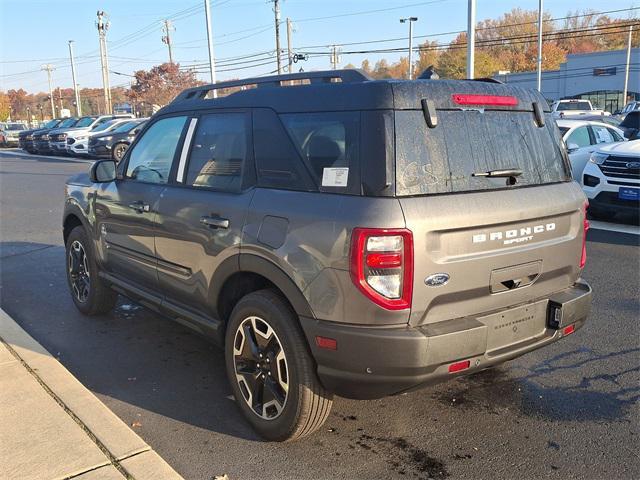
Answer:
[[493, 48, 639, 113]]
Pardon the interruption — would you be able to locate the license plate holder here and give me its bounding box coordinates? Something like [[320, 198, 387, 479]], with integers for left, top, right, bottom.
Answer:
[[480, 301, 547, 352], [618, 187, 640, 201]]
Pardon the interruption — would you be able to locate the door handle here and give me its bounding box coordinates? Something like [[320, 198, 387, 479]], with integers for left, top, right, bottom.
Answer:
[[128, 201, 150, 213], [200, 215, 229, 229]]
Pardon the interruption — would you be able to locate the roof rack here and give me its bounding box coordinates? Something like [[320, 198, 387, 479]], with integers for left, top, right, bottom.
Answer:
[[172, 69, 372, 104]]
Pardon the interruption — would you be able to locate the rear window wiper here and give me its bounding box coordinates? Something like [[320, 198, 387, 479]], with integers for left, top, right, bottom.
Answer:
[[472, 168, 523, 178], [472, 168, 523, 185]]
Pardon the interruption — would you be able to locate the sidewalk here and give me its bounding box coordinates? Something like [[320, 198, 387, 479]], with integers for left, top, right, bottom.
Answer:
[[0, 308, 183, 480]]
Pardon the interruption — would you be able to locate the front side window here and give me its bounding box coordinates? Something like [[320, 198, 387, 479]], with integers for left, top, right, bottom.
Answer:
[[126, 116, 187, 184], [74, 117, 96, 128], [280, 112, 360, 191], [184, 113, 248, 192], [566, 126, 591, 149]]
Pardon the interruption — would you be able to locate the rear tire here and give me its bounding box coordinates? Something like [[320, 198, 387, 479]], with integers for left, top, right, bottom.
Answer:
[[225, 289, 333, 441], [65, 226, 118, 315]]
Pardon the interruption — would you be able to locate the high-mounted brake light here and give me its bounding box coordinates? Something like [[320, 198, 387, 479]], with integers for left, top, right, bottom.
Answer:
[[580, 201, 589, 269], [350, 228, 413, 310], [452, 94, 519, 107]]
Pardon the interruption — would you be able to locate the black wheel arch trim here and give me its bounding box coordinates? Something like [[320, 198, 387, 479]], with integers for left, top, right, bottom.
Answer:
[[210, 253, 316, 321], [63, 203, 93, 243]]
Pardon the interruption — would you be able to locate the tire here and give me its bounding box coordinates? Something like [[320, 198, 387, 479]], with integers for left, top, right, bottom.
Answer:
[[225, 289, 333, 441], [112, 143, 128, 163], [65, 226, 118, 315]]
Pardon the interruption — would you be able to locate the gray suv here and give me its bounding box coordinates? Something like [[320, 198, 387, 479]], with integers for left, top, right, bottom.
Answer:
[[63, 70, 592, 441]]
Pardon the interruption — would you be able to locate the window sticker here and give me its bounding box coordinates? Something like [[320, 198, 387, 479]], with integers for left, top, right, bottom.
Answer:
[[322, 167, 349, 187]]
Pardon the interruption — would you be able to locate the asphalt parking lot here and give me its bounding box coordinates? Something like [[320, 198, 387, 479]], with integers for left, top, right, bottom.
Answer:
[[0, 149, 638, 480]]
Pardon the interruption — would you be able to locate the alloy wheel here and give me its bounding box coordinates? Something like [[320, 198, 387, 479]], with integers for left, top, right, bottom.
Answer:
[[68, 240, 90, 303], [114, 145, 126, 161], [233, 316, 289, 420]]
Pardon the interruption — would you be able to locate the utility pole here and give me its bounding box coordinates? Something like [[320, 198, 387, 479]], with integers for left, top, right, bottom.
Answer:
[[41, 64, 56, 118], [330, 45, 341, 70], [203, 0, 217, 94], [536, 0, 544, 92], [622, 25, 633, 108], [97, 11, 112, 114], [57, 87, 63, 113], [466, 0, 476, 79], [286, 17, 293, 74], [68, 40, 81, 116], [271, 0, 282, 74], [400, 17, 418, 80], [162, 19, 175, 64]]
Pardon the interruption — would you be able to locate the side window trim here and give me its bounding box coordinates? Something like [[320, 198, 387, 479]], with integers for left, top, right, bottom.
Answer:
[[176, 117, 199, 183]]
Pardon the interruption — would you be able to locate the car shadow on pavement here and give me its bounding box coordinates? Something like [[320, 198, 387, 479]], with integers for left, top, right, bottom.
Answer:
[[587, 228, 640, 247], [0, 241, 260, 442]]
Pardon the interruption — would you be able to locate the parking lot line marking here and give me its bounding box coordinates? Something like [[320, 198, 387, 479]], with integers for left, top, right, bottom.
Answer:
[[0, 149, 94, 163], [589, 220, 640, 236]]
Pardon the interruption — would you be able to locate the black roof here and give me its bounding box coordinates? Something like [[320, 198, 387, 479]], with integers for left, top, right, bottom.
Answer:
[[158, 69, 549, 116]]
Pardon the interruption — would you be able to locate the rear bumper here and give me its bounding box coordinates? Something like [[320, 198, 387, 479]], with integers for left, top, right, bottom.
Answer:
[[300, 280, 592, 399]]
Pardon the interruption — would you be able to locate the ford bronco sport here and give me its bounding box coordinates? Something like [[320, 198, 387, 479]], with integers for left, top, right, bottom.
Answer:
[[63, 70, 592, 441]]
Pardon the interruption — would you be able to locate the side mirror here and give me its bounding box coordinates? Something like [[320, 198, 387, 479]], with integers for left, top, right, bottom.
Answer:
[[567, 143, 580, 154], [90, 159, 117, 183]]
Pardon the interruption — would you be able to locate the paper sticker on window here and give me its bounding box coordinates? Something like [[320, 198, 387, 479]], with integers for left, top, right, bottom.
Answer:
[[322, 167, 349, 187]]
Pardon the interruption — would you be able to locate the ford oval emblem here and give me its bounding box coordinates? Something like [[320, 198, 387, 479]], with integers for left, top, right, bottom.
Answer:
[[425, 273, 450, 287]]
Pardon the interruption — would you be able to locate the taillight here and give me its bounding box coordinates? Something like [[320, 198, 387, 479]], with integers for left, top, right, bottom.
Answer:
[[350, 228, 413, 310], [452, 94, 518, 107], [580, 201, 589, 269]]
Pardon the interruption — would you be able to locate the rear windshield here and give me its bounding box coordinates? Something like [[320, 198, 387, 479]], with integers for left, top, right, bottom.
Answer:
[[556, 101, 591, 111], [395, 110, 570, 196]]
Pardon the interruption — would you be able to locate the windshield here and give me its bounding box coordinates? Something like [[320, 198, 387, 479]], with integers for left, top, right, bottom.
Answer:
[[112, 121, 139, 133], [6, 124, 26, 131], [43, 119, 61, 128], [557, 101, 592, 111], [74, 117, 96, 128], [395, 110, 570, 196], [58, 118, 78, 128], [91, 119, 120, 132]]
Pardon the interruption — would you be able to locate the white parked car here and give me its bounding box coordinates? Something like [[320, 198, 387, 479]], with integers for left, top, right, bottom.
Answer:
[[551, 99, 609, 118], [582, 140, 640, 220], [66, 118, 132, 156], [556, 119, 626, 181]]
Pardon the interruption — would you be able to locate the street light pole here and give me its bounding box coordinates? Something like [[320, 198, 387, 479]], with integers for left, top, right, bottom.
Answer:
[[204, 0, 217, 95], [622, 25, 633, 108], [68, 40, 82, 116], [466, 0, 476, 79], [400, 17, 418, 80], [536, 0, 544, 92]]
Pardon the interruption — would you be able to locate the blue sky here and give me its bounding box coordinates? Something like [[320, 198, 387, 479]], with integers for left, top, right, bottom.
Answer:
[[0, 0, 636, 93]]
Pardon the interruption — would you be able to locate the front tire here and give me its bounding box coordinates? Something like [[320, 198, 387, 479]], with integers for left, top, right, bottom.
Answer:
[[225, 290, 333, 441], [112, 143, 128, 163], [65, 226, 118, 315]]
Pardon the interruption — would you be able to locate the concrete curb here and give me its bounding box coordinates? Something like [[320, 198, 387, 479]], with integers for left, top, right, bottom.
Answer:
[[0, 148, 93, 163], [0, 308, 183, 480]]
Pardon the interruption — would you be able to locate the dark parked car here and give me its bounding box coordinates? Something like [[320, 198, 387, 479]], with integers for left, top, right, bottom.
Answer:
[[64, 70, 592, 441], [619, 111, 639, 140], [88, 119, 147, 161], [19, 119, 64, 152], [32, 117, 78, 154]]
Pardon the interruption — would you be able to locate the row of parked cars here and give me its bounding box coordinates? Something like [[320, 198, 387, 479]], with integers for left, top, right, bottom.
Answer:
[[15, 114, 148, 162]]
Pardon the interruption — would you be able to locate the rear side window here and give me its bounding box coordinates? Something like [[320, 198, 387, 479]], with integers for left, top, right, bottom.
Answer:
[[591, 125, 614, 144], [185, 113, 248, 192], [395, 110, 570, 196], [281, 112, 360, 193], [253, 109, 315, 191]]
